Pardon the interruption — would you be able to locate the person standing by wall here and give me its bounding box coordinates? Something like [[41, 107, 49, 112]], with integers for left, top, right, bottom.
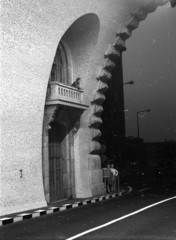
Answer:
[[110, 164, 119, 192]]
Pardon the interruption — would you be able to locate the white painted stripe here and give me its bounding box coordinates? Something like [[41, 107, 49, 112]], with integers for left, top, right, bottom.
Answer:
[[60, 207, 66, 211], [138, 188, 151, 192], [34, 210, 46, 212], [32, 213, 40, 218], [17, 213, 30, 216], [72, 204, 79, 208], [14, 217, 23, 222], [66, 196, 176, 240], [46, 210, 53, 214], [0, 218, 11, 220], [99, 197, 104, 200]]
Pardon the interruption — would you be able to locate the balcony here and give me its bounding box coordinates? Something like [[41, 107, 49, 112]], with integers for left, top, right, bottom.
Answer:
[[45, 82, 88, 110]]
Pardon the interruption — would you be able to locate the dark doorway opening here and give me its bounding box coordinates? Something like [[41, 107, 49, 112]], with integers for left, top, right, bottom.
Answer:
[[49, 121, 66, 202]]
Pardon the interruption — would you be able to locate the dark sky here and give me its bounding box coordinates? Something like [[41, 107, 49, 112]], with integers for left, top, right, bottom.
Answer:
[[123, 3, 176, 143]]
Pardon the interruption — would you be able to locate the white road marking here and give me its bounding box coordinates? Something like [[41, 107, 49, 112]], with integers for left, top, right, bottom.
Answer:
[[66, 196, 176, 240], [138, 188, 151, 192]]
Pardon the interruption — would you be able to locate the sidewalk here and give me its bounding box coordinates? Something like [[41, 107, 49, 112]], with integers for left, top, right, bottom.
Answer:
[[0, 186, 132, 227]]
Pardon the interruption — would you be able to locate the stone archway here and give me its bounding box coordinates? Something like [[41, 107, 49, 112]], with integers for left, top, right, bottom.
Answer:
[[89, 0, 170, 163], [42, 13, 100, 202]]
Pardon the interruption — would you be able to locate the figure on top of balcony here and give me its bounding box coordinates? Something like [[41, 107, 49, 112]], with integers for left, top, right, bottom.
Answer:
[[71, 78, 83, 91]]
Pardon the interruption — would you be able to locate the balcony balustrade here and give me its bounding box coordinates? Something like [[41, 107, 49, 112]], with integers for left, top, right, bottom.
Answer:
[[46, 82, 83, 104]]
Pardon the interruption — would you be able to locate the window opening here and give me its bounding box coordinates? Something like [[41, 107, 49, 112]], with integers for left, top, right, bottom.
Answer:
[[50, 42, 70, 85]]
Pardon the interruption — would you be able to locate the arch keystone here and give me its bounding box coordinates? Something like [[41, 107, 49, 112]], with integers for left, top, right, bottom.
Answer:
[[142, 3, 158, 13], [89, 115, 102, 128], [97, 81, 108, 93], [92, 92, 106, 105], [113, 37, 126, 51], [105, 45, 121, 60], [126, 17, 139, 30], [104, 59, 116, 71], [92, 104, 103, 116], [116, 27, 132, 40], [132, 7, 148, 21], [91, 129, 102, 141], [97, 68, 112, 82], [89, 140, 101, 154]]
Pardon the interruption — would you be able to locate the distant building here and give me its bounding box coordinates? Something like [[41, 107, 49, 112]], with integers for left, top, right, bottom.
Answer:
[[100, 53, 126, 164], [0, 0, 170, 216]]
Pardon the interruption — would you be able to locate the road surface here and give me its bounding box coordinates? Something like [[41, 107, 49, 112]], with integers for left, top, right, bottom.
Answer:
[[0, 182, 175, 240]]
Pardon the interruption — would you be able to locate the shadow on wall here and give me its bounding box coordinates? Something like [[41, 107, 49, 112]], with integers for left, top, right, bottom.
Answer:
[[61, 13, 100, 101]]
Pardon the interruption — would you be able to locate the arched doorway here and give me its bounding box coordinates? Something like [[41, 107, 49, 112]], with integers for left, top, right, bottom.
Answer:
[[43, 105, 83, 203], [43, 13, 100, 203], [42, 37, 89, 203]]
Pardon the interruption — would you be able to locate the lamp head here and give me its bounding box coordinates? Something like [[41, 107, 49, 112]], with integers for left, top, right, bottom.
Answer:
[[128, 80, 134, 85], [123, 80, 134, 85]]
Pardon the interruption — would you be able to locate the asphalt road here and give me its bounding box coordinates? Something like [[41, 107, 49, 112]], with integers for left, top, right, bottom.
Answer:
[[0, 181, 176, 240]]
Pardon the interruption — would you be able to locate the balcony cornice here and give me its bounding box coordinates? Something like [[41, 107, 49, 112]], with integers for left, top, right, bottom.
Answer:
[[46, 82, 89, 110]]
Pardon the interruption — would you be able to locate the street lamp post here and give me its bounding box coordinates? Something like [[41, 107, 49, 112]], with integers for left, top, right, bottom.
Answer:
[[137, 109, 151, 138]]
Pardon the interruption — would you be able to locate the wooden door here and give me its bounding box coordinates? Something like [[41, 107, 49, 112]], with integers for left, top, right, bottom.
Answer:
[[49, 121, 66, 202]]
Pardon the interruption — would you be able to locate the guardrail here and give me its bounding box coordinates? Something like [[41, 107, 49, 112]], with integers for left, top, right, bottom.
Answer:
[[46, 82, 83, 103]]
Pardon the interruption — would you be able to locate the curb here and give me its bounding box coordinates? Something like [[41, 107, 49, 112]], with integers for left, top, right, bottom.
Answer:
[[0, 187, 131, 226]]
